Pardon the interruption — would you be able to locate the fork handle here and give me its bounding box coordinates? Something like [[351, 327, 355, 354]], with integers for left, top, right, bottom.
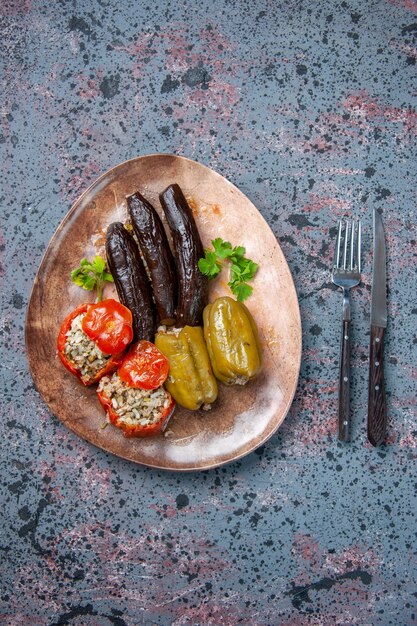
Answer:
[[338, 319, 351, 442], [367, 325, 387, 446]]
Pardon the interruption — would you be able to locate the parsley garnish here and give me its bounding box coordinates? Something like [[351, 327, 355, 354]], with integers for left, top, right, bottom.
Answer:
[[70, 256, 113, 302], [198, 238, 258, 302]]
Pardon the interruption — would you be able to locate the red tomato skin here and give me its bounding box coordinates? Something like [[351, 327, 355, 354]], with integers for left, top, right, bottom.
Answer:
[[57, 304, 125, 386], [97, 389, 175, 437], [118, 340, 170, 390], [81, 299, 133, 355]]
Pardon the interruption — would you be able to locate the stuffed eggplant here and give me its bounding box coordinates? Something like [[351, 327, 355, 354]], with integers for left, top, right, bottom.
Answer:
[[159, 184, 207, 327], [106, 222, 155, 341], [127, 191, 177, 326]]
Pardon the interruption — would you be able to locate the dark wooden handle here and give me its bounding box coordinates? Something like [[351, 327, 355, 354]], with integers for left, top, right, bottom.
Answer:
[[368, 325, 387, 446], [338, 319, 351, 442]]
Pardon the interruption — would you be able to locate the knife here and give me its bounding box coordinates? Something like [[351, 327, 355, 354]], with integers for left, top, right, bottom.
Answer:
[[368, 209, 388, 446]]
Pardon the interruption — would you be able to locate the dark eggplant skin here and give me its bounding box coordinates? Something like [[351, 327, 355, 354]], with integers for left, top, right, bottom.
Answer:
[[127, 191, 177, 326], [159, 184, 208, 327], [106, 222, 155, 342]]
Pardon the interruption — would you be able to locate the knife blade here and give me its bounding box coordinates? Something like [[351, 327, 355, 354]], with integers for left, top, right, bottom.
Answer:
[[368, 209, 388, 446]]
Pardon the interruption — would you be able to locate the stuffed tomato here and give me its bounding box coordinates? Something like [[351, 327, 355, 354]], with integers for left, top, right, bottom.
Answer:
[[97, 340, 174, 437], [97, 373, 175, 437], [57, 299, 133, 385]]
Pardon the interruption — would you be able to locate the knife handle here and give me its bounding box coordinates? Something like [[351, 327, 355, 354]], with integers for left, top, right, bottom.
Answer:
[[338, 319, 351, 442], [368, 325, 387, 446]]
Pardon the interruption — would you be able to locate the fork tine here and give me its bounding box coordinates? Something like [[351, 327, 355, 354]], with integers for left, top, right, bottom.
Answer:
[[357, 220, 362, 272], [334, 220, 343, 268], [356, 220, 362, 273], [343, 220, 349, 269], [350, 221, 355, 270]]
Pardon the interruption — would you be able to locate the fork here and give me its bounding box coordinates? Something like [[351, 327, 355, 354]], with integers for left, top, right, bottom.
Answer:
[[331, 220, 362, 442]]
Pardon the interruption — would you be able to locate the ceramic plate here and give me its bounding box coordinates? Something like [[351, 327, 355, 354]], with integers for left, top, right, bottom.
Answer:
[[26, 154, 301, 471]]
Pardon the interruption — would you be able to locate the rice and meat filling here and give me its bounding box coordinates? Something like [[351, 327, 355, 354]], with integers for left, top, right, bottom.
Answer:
[[98, 373, 172, 427], [64, 313, 111, 382]]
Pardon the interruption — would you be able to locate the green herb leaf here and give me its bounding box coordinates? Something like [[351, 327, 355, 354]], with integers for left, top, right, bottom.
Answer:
[[198, 251, 222, 278], [230, 282, 253, 302], [212, 238, 233, 259], [70, 268, 83, 283], [235, 258, 258, 279], [198, 237, 258, 300], [82, 275, 96, 291], [230, 245, 246, 259], [92, 255, 105, 273], [70, 255, 113, 302]]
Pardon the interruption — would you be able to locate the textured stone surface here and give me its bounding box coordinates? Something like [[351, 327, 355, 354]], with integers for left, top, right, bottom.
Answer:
[[1, 0, 416, 624]]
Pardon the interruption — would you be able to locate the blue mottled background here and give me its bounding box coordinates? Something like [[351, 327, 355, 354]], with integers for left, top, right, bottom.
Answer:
[[1, 0, 417, 624]]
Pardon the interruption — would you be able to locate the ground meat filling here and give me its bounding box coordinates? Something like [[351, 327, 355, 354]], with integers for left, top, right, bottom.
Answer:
[[98, 373, 172, 427], [64, 313, 111, 383]]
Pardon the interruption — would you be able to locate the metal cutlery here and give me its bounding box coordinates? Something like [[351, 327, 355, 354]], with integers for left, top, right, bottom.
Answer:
[[368, 209, 388, 446], [331, 220, 362, 442]]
